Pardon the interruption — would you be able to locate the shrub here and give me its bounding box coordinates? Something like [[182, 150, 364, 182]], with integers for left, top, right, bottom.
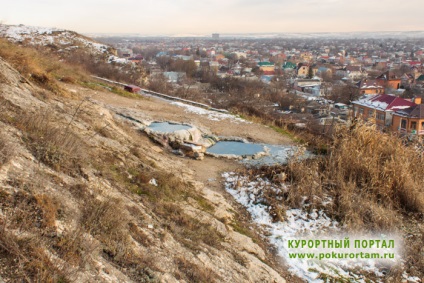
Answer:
[[257, 122, 424, 231], [327, 123, 424, 218]]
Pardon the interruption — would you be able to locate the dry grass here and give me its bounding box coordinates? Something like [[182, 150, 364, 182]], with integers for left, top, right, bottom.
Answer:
[[96, 153, 224, 252], [80, 195, 160, 282], [327, 123, 424, 228], [105, 158, 225, 250], [245, 121, 424, 280], [154, 202, 223, 251], [0, 134, 14, 167], [0, 222, 69, 283], [0, 187, 70, 282], [82, 197, 131, 260], [15, 110, 87, 175], [0, 38, 97, 99], [175, 257, 220, 283], [256, 122, 423, 231]]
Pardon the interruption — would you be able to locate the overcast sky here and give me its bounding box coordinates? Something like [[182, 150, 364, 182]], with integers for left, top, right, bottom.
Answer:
[[1, 0, 423, 35]]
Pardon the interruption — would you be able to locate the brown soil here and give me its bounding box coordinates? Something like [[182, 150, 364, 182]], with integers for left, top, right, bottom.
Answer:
[[68, 84, 294, 191], [71, 84, 293, 145]]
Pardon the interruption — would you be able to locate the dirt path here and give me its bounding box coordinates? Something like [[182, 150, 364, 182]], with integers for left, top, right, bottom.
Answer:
[[66, 84, 292, 192], [68, 84, 293, 146]]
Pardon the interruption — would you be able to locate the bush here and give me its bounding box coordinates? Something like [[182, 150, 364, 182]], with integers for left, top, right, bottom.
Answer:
[[328, 123, 424, 218], [260, 122, 424, 231]]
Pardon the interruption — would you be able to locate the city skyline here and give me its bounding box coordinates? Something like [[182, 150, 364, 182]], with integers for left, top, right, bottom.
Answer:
[[1, 0, 423, 35]]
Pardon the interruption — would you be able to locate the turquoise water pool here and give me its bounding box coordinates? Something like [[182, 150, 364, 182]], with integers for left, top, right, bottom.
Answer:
[[206, 141, 264, 156], [148, 122, 192, 133]]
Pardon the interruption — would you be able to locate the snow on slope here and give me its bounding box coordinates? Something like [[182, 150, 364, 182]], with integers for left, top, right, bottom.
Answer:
[[0, 24, 111, 55], [222, 172, 409, 283], [170, 101, 249, 123]]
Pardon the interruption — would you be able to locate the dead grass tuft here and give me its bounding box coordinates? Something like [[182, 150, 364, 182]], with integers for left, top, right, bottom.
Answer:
[[256, 122, 423, 231], [0, 222, 69, 283], [0, 134, 14, 167], [81, 196, 161, 281], [154, 203, 223, 250], [81, 197, 131, 261], [34, 194, 59, 229], [15, 110, 87, 175], [0, 38, 90, 89], [175, 257, 220, 283], [327, 123, 424, 219], [246, 121, 424, 280], [0, 190, 69, 283]]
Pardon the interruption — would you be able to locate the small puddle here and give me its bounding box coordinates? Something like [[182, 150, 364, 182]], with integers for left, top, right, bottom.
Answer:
[[206, 141, 264, 156], [207, 141, 310, 166], [147, 122, 192, 133]]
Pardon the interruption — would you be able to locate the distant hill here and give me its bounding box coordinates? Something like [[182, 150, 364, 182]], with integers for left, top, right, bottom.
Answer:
[[0, 24, 116, 56], [0, 24, 146, 85]]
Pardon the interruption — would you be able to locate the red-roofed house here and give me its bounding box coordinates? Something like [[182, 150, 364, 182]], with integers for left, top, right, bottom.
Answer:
[[392, 97, 424, 137], [408, 61, 422, 67], [352, 94, 416, 129]]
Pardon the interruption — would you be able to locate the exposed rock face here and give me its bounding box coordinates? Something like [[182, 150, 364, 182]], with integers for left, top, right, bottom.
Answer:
[[144, 123, 217, 160], [0, 56, 288, 282]]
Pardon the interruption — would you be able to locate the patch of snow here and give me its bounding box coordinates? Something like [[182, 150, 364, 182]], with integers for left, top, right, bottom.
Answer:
[[170, 101, 249, 123], [0, 24, 110, 56], [402, 272, 422, 283], [391, 105, 412, 110], [222, 172, 400, 283], [108, 55, 128, 64]]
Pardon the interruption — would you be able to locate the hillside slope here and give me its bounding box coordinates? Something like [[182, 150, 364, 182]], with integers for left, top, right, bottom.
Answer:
[[0, 51, 296, 282], [0, 24, 114, 57]]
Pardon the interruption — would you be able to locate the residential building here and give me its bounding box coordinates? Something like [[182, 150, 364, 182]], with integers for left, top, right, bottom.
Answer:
[[283, 61, 297, 71], [358, 79, 385, 95], [258, 62, 275, 75], [294, 79, 322, 96], [392, 97, 424, 137], [352, 94, 416, 129], [297, 65, 309, 77], [376, 71, 401, 90]]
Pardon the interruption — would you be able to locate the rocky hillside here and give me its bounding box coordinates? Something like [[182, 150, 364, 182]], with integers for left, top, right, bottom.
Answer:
[[0, 24, 115, 57], [0, 41, 296, 282]]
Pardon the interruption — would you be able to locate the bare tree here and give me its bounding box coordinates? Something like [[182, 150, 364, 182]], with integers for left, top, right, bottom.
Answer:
[[329, 82, 360, 104]]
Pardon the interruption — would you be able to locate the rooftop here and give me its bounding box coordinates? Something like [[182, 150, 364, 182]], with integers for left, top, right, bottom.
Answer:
[[353, 94, 416, 111]]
